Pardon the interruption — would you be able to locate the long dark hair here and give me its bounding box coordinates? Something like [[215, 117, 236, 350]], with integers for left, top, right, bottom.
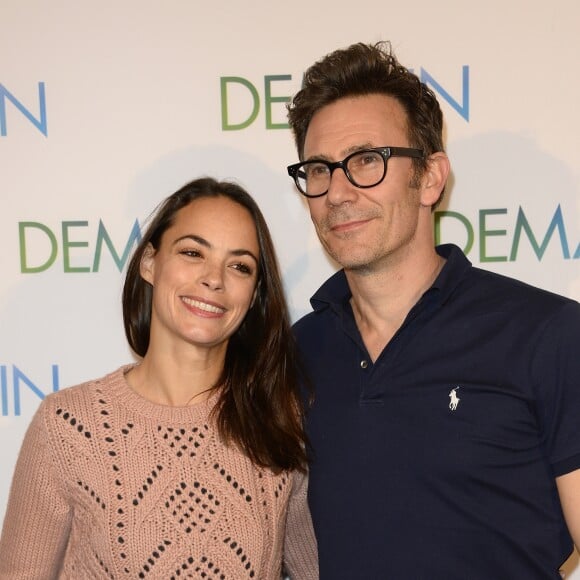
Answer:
[[123, 177, 308, 472]]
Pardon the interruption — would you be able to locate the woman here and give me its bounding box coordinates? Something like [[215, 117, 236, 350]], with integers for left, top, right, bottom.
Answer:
[[0, 177, 318, 579]]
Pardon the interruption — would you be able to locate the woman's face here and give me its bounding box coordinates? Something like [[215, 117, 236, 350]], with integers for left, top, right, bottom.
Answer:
[[141, 195, 260, 355]]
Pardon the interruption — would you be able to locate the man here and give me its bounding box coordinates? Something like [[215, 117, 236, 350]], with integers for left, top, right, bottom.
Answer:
[[286, 41, 580, 578]]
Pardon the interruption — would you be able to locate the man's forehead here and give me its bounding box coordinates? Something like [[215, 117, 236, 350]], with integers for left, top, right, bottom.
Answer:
[[304, 95, 409, 158]]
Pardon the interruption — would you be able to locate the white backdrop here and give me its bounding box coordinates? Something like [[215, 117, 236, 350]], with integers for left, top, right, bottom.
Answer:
[[2, 0, 579, 574]]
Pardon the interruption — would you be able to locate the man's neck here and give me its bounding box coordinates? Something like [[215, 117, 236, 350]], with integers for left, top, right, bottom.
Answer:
[[346, 248, 444, 362]]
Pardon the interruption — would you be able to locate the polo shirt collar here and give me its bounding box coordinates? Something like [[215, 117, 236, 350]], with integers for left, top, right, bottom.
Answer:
[[433, 243, 473, 303], [309, 243, 472, 314]]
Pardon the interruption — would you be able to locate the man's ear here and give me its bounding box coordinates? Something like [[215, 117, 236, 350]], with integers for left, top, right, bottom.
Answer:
[[140, 243, 156, 285], [420, 152, 450, 207]]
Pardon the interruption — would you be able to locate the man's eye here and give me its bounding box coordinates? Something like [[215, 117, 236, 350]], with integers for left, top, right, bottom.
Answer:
[[305, 163, 329, 178], [354, 152, 382, 167]]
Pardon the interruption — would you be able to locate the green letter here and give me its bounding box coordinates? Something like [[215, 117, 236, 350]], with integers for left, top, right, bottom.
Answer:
[[19, 222, 57, 273], [264, 75, 291, 129], [479, 209, 507, 262], [434, 210, 474, 254], [62, 221, 90, 273], [220, 77, 259, 130]]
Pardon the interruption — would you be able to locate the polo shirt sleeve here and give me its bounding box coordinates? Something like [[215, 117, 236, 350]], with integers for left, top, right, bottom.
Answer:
[[532, 300, 580, 477]]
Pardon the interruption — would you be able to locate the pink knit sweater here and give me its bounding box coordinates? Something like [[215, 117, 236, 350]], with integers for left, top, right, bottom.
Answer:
[[0, 366, 318, 579]]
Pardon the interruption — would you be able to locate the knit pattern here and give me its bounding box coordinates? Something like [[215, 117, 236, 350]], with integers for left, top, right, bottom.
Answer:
[[0, 366, 315, 579]]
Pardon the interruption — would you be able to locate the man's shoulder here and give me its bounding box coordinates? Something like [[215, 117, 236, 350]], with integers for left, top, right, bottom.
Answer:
[[468, 265, 576, 309], [293, 308, 327, 335], [440, 244, 577, 313], [454, 266, 580, 342], [292, 307, 342, 357]]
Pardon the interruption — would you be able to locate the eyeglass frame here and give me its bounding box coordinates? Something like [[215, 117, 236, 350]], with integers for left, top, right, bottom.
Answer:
[[287, 146, 425, 198]]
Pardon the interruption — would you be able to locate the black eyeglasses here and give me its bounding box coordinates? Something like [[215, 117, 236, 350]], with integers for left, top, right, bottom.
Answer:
[[287, 146, 424, 198]]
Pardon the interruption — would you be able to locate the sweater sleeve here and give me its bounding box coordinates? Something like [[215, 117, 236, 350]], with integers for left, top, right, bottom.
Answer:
[[283, 470, 319, 580], [0, 401, 72, 579]]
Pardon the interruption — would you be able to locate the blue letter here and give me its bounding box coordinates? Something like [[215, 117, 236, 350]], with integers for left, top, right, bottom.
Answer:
[[13, 365, 59, 416], [1, 366, 7, 416], [420, 66, 469, 121], [93, 219, 142, 272], [510, 205, 570, 261], [0, 82, 47, 136]]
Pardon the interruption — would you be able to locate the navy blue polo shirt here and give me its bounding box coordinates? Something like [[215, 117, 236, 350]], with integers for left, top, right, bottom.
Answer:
[[294, 244, 580, 579]]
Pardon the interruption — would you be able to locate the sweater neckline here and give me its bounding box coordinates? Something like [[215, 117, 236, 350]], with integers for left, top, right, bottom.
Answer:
[[104, 364, 219, 423]]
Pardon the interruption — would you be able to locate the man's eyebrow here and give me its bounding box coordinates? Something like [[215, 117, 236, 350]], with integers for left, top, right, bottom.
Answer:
[[304, 143, 375, 162]]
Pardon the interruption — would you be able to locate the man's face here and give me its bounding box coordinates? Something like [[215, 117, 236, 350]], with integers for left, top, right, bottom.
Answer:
[[303, 93, 431, 273]]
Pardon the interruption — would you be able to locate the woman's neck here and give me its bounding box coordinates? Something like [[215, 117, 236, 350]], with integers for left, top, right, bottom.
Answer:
[[126, 347, 224, 407]]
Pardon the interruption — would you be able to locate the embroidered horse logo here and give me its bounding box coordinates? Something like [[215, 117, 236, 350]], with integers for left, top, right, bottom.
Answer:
[[449, 387, 461, 411]]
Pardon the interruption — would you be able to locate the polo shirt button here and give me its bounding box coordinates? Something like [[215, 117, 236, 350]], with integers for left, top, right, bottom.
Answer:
[[360, 360, 369, 369]]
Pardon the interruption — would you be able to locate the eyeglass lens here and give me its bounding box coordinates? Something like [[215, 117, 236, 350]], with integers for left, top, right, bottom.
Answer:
[[298, 150, 385, 196]]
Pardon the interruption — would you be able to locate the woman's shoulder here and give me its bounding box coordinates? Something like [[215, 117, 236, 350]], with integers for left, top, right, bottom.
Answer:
[[40, 365, 132, 414], [26, 366, 134, 453]]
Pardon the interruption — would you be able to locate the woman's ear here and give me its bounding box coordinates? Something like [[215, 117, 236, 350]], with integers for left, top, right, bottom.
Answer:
[[420, 152, 450, 208], [140, 243, 156, 285]]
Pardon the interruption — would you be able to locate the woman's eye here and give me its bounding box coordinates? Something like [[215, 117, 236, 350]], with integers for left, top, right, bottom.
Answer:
[[231, 262, 253, 275], [180, 249, 201, 258]]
